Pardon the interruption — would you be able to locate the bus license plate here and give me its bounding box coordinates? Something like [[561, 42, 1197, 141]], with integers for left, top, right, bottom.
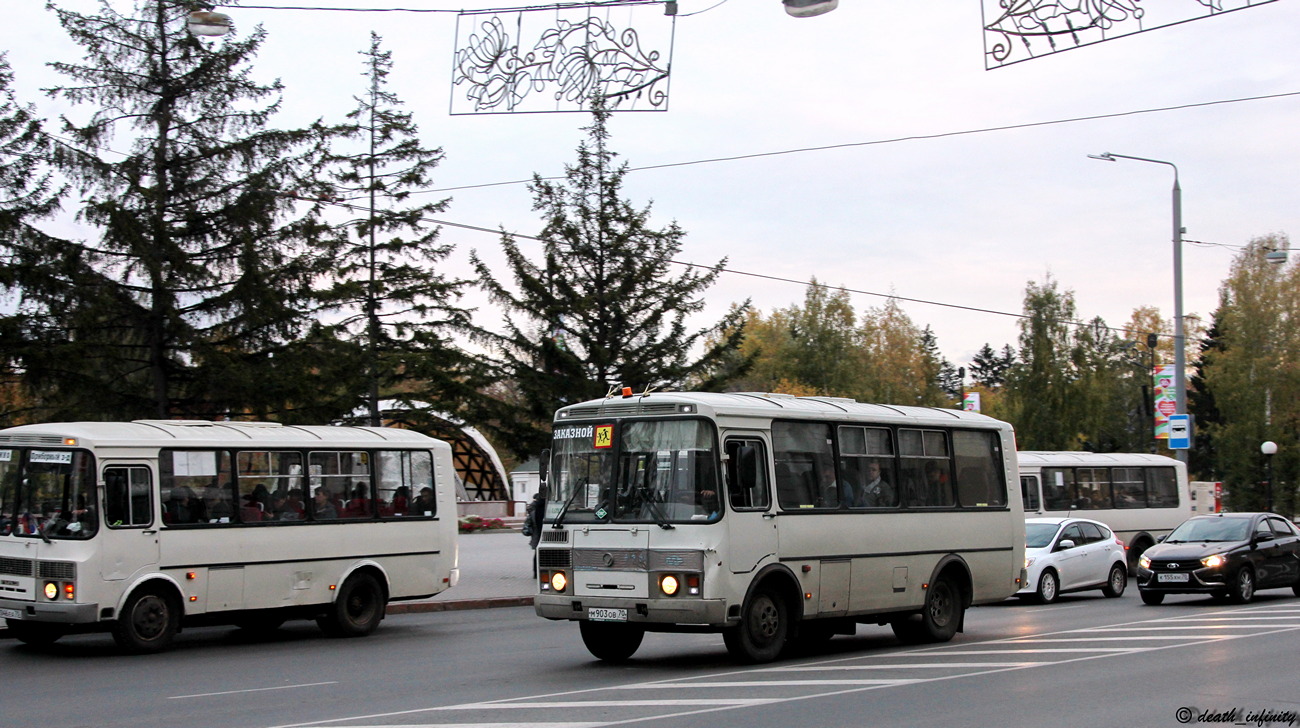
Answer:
[[0, 608, 21, 620], [588, 607, 627, 622], [1158, 573, 1189, 582]]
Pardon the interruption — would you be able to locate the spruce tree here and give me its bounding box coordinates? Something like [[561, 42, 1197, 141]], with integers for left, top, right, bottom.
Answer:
[[317, 33, 480, 426], [0, 54, 64, 422], [473, 102, 747, 458], [15, 0, 335, 420]]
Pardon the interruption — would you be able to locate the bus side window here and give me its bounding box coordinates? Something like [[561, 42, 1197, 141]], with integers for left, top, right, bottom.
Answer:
[[105, 466, 152, 528], [1020, 476, 1040, 511], [725, 440, 770, 511]]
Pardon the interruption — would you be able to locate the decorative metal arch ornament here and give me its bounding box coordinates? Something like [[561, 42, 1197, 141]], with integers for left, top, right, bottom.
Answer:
[[451, 4, 675, 114], [981, 0, 1278, 69]]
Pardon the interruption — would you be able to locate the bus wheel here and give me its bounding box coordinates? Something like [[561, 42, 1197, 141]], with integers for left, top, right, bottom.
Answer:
[[113, 588, 179, 653], [318, 572, 385, 637], [8, 621, 65, 647], [892, 575, 962, 644], [579, 621, 645, 662], [723, 586, 788, 663]]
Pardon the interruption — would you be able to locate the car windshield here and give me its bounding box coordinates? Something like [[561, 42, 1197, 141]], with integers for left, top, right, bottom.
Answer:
[[1026, 523, 1060, 549], [547, 418, 720, 525], [1165, 517, 1251, 543]]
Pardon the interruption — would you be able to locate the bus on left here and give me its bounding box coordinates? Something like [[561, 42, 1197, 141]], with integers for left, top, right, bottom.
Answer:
[[0, 420, 459, 652]]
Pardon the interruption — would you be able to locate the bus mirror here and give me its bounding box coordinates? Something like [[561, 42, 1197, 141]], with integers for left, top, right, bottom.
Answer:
[[538, 449, 550, 486]]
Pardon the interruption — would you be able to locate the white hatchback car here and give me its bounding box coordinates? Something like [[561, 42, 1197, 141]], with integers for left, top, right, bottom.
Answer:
[[1019, 517, 1129, 603]]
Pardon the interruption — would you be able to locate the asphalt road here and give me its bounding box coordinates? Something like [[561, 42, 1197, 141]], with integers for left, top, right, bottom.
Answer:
[[4, 588, 1299, 728]]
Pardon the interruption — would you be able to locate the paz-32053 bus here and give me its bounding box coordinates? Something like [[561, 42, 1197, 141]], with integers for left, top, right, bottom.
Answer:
[[0, 420, 459, 652], [534, 391, 1026, 663]]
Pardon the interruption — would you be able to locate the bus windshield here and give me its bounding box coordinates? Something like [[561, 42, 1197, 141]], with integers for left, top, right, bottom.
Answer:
[[548, 419, 720, 525], [0, 448, 98, 539]]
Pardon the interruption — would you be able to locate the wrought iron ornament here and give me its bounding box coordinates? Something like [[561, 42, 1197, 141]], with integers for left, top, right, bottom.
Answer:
[[452, 5, 674, 114], [981, 0, 1278, 69]]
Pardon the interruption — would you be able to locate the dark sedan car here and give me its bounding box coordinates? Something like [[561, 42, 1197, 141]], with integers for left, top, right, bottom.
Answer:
[[1136, 512, 1300, 605]]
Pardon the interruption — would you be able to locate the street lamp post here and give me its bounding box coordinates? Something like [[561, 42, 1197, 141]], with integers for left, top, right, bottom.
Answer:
[[1089, 152, 1187, 464], [1261, 441, 1277, 512]]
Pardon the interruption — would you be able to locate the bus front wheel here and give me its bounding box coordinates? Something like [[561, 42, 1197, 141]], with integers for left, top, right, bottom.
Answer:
[[579, 621, 645, 662], [723, 586, 788, 663], [318, 572, 386, 637], [113, 587, 180, 653]]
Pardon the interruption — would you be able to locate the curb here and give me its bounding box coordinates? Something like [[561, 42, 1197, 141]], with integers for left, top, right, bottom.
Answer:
[[0, 597, 534, 640]]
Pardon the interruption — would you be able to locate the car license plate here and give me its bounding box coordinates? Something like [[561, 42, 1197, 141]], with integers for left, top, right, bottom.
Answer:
[[1157, 573, 1189, 583], [588, 607, 627, 622], [0, 608, 21, 620]]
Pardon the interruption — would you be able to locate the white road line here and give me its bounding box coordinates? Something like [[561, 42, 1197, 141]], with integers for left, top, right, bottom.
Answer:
[[617, 680, 919, 688], [436, 700, 779, 709], [1097, 624, 1300, 630], [918, 647, 1139, 654], [772, 662, 1049, 669], [1003, 635, 1228, 642], [170, 681, 338, 700]]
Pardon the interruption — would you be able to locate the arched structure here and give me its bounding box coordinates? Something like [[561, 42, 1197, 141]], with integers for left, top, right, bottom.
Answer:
[[344, 400, 511, 502]]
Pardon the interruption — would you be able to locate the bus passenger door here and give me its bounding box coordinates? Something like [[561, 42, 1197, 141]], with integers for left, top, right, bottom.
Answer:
[[99, 464, 160, 582], [723, 436, 777, 574]]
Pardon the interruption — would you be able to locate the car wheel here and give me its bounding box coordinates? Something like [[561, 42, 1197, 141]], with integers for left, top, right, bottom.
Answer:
[[723, 585, 789, 663], [1229, 567, 1255, 604], [1139, 590, 1165, 605], [1102, 563, 1127, 598], [1035, 570, 1059, 604], [579, 621, 645, 662]]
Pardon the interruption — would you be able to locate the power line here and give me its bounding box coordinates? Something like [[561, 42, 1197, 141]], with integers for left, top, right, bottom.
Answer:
[[414, 89, 1300, 194]]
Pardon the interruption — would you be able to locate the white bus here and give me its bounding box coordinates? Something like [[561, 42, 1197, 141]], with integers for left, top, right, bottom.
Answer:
[[534, 391, 1026, 663], [1018, 451, 1191, 571], [0, 420, 459, 652]]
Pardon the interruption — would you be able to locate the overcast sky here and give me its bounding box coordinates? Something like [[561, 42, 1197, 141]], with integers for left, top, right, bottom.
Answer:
[[6, 0, 1299, 369]]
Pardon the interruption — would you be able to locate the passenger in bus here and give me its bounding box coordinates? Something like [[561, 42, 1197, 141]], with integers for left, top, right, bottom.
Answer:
[[283, 488, 306, 518], [342, 482, 372, 518], [165, 486, 200, 524], [271, 492, 301, 520], [390, 486, 410, 516], [855, 460, 895, 508], [240, 492, 264, 522], [412, 486, 435, 516], [313, 487, 338, 519], [204, 484, 233, 522]]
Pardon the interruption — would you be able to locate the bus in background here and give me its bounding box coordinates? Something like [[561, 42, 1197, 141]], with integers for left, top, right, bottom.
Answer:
[[534, 391, 1025, 663], [1018, 451, 1190, 572], [0, 420, 459, 652]]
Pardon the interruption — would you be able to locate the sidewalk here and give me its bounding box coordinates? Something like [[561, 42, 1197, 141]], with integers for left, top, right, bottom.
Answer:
[[389, 528, 538, 614]]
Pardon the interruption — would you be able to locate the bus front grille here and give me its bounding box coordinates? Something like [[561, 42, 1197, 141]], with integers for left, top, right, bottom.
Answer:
[[37, 561, 76, 580], [0, 556, 34, 576]]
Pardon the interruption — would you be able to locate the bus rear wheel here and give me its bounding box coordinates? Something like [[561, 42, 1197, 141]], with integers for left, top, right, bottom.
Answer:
[[892, 575, 962, 644], [579, 621, 645, 662], [723, 586, 788, 663], [113, 587, 180, 653], [318, 572, 386, 637], [8, 621, 65, 647]]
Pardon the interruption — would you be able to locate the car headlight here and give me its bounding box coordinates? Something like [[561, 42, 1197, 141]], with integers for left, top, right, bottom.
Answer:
[[1138, 555, 1152, 569], [1024, 557, 1036, 569], [1201, 554, 1226, 568]]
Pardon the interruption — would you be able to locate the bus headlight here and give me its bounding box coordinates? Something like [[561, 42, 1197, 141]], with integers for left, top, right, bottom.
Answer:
[[44, 581, 59, 601], [660, 574, 679, 596], [550, 571, 568, 593]]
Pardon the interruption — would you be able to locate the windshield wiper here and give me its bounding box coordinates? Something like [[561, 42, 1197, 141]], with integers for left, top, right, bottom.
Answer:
[[552, 481, 587, 529], [638, 488, 675, 530]]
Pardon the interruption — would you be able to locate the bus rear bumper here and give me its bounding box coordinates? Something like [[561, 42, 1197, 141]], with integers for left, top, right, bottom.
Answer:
[[535, 594, 728, 625], [0, 597, 100, 624]]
